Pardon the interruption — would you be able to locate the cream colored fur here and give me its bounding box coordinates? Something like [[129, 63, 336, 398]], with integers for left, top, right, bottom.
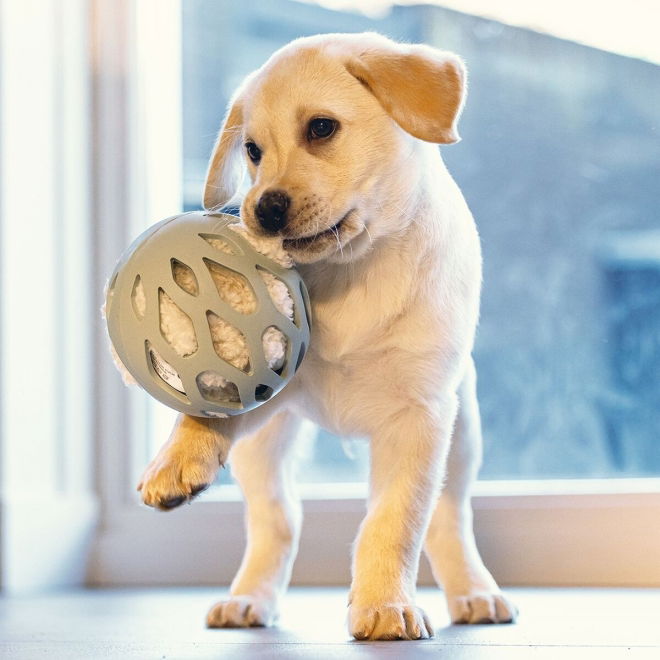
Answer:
[[138, 32, 517, 639]]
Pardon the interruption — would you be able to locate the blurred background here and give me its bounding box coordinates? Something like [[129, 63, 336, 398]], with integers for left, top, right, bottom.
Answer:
[[1, 0, 658, 592], [180, 0, 660, 482]]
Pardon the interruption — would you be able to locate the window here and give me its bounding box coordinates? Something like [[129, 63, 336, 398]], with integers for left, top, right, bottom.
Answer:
[[93, 0, 660, 588], [170, 0, 660, 483]]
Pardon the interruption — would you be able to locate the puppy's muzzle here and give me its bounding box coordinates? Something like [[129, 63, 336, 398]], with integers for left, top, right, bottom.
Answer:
[[256, 189, 290, 234]]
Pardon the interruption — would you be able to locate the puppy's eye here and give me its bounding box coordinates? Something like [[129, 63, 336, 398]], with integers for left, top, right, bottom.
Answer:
[[308, 117, 338, 141], [245, 141, 262, 164]]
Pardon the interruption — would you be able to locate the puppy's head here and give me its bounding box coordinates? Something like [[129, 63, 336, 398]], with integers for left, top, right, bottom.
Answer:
[[204, 33, 466, 264]]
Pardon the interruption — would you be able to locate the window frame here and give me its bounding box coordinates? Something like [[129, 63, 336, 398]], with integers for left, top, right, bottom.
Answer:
[[1, 0, 97, 592], [90, 0, 660, 589]]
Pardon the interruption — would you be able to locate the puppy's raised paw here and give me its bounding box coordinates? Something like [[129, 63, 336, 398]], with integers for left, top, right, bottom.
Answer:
[[207, 595, 279, 628], [448, 590, 517, 625], [349, 603, 434, 640], [137, 447, 216, 510]]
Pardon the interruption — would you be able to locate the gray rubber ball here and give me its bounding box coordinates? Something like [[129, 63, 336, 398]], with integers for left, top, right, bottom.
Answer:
[[105, 211, 311, 418]]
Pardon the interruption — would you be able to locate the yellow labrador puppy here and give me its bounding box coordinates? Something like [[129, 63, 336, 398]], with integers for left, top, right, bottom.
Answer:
[[138, 32, 517, 639]]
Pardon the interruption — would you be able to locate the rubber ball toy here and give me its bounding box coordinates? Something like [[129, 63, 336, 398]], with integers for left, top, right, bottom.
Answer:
[[104, 211, 311, 417]]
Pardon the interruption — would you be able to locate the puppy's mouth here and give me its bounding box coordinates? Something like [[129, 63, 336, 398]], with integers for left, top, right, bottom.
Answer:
[[283, 210, 354, 253]]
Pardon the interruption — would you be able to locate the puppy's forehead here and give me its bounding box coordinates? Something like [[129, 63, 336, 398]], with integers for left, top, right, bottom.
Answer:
[[243, 47, 364, 126]]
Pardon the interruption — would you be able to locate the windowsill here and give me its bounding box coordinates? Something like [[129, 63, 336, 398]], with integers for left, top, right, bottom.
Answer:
[[203, 477, 660, 504], [92, 477, 660, 587]]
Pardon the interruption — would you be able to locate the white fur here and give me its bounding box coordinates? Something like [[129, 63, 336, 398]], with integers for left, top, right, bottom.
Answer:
[[137, 33, 517, 638]]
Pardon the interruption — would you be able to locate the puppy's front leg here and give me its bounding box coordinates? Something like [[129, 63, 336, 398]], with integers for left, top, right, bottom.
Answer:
[[138, 414, 228, 510], [207, 411, 303, 628], [349, 397, 457, 640], [138, 399, 284, 509]]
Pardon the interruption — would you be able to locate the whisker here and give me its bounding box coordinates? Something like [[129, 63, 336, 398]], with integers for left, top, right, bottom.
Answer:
[[331, 224, 343, 258], [363, 223, 374, 246]]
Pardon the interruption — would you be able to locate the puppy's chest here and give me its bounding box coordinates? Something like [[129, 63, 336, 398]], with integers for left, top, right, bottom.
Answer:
[[294, 344, 385, 436], [302, 262, 417, 361], [308, 291, 402, 361]]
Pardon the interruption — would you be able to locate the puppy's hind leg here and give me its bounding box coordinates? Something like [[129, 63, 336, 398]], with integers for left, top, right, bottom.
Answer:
[[423, 357, 518, 624], [207, 411, 303, 628]]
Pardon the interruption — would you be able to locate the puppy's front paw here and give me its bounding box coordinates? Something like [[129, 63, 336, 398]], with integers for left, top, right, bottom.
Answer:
[[349, 603, 434, 640], [206, 596, 279, 628], [447, 590, 517, 624], [137, 447, 218, 510]]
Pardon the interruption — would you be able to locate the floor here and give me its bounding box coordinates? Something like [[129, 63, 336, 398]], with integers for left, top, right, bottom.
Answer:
[[1, 587, 659, 659]]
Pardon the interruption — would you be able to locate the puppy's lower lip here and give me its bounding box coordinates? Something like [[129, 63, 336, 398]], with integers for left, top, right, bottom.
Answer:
[[283, 210, 353, 248]]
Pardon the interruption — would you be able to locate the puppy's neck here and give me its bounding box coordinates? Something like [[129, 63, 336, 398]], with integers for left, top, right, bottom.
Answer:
[[296, 144, 476, 362], [299, 146, 456, 301]]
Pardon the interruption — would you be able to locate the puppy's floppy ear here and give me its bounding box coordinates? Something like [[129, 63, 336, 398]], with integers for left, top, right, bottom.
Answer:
[[344, 38, 466, 144], [203, 95, 245, 211]]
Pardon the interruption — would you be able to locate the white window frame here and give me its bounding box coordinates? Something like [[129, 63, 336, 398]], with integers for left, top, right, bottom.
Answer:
[[0, 0, 97, 592], [89, 0, 660, 588]]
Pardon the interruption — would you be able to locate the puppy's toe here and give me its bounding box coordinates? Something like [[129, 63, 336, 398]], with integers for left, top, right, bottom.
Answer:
[[160, 495, 187, 510], [448, 590, 517, 624], [190, 483, 210, 497], [138, 451, 217, 510], [349, 603, 433, 640], [207, 596, 278, 628]]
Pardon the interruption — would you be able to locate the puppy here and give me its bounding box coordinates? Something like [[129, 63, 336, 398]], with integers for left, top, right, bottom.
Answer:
[[138, 32, 517, 639]]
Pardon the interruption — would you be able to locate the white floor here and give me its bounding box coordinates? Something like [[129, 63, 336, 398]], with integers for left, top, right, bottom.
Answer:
[[1, 587, 659, 659]]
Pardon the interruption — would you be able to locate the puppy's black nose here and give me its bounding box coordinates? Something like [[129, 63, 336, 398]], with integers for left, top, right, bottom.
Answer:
[[255, 190, 290, 233]]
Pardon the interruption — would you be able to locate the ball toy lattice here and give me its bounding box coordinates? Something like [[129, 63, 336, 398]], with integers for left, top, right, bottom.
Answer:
[[105, 211, 311, 417]]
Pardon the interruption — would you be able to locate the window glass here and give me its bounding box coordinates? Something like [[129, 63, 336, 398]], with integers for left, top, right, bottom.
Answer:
[[154, 0, 660, 482]]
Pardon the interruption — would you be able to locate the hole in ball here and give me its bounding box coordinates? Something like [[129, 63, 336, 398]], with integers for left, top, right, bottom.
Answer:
[[255, 384, 274, 402]]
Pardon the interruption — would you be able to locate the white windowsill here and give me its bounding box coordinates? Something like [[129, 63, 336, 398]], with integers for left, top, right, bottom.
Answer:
[[201, 476, 660, 505]]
